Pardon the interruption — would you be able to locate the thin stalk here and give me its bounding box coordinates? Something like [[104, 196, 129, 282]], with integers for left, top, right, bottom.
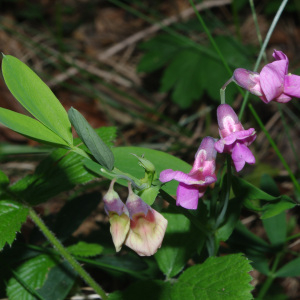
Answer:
[[215, 155, 232, 229], [257, 253, 282, 299], [220, 77, 234, 104], [249, 0, 267, 63], [239, 0, 289, 119], [28, 208, 108, 300], [248, 104, 300, 193]]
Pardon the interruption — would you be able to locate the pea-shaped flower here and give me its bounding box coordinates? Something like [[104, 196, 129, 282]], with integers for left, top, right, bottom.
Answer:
[[103, 179, 130, 252], [233, 50, 300, 103], [159, 137, 217, 210], [124, 183, 168, 256], [214, 104, 256, 172]]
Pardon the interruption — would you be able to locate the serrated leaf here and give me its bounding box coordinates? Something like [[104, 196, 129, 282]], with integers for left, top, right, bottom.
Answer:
[[2, 55, 72, 146], [0, 107, 69, 147], [172, 254, 253, 300], [109, 280, 172, 300], [0, 199, 28, 250], [7, 254, 57, 300], [10, 148, 95, 205], [67, 241, 103, 257], [155, 211, 204, 278], [275, 257, 300, 277], [36, 260, 76, 300], [68, 107, 114, 170], [160, 49, 205, 108]]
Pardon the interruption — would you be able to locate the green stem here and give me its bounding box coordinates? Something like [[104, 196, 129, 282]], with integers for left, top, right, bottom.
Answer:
[[257, 253, 282, 299], [28, 208, 108, 300], [215, 155, 232, 228], [249, 0, 267, 63], [239, 0, 289, 119], [248, 104, 300, 193]]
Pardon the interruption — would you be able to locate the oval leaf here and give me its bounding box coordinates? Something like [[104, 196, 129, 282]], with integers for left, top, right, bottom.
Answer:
[[68, 107, 114, 170], [2, 55, 73, 145], [0, 107, 69, 147]]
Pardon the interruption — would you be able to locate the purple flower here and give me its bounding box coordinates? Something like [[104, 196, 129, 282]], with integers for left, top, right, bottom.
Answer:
[[214, 104, 256, 172], [159, 137, 217, 210], [233, 50, 300, 103]]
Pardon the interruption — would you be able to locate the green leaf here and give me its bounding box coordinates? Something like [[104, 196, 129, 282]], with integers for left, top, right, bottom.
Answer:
[[0, 107, 69, 147], [84, 146, 191, 196], [109, 280, 172, 300], [36, 260, 76, 300], [67, 241, 103, 257], [172, 254, 253, 300], [10, 148, 95, 205], [68, 107, 114, 170], [0, 199, 28, 251], [6, 254, 57, 300], [275, 257, 300, 277], [0, 170, 9, 189], [2, 55, 72, 145], [138, 186, 160, 206], [160, 48, 205, 108], [155, 210, 204, 278], [262, 212, 286, 246], [232, 176, 295, 218]]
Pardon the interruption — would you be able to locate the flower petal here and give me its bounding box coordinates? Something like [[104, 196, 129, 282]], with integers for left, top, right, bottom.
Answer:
[[176, 183, 200, 209], [260, 60, 287, 102], [284, 74, 300, 98], [109, 213, 130, 252], [159, 169, 205, 185], [124, 209, 168, 256], [231, 143, 255, 172]]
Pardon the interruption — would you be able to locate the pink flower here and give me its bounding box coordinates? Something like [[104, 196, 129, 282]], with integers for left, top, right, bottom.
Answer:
[[125, 183, 168, 256], [159, 137, 217, 210], [214, 104, 256, 172], [233, 50, 300, 103]]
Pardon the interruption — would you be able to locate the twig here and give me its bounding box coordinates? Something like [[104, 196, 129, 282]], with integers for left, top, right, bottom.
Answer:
[[98, 0, 232, 60]]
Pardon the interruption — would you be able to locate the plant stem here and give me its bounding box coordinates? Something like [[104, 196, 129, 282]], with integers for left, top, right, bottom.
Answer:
[[248, 104, 300, 194], [215, 155, 232, 229], [239, 0, 289, 119], [28, 207, 108, 300], [220, 77, 234, 104], [257, 253, 282, 299]]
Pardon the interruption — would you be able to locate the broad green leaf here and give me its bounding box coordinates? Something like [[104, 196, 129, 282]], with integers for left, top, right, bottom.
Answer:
[[0, 199, 28, 250], [36, 260, 76, 300], [138, 186, 160, 206], [7, 254, 56, 300], [2, 55, 72, 145], [155, 211, 204, 278], [68, 107, 114, 170], [261, 200, 295, 219], [10, 148, 95, 205], [0, 107, 69, 147], [262, 212, 287, 246], [84, 146, 191, 197], [67, 241, 103, 257], [172, 254, 253, 300], [275, 257, 300, 277], [109, 280, 172, 300]]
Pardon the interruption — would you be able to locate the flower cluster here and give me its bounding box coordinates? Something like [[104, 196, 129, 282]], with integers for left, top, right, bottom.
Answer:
[[103, 180, 168, 256]]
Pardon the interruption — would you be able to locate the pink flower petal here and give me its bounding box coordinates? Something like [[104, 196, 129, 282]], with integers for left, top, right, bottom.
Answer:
[[260, 60, 287, 102], [231, 143, 255, 172], [159, 169, 205, 185], [109, 213, 130, 252], [273, 50, 289, 73], [284, 74, 300, 98], [176, 183, 200, 209]]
